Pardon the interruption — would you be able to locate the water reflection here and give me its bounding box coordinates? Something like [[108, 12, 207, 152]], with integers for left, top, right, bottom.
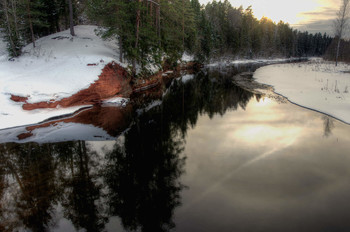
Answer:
[[0, 69, 258, 231], [57, 141, 108, 231], [322, 115, 335, 137], [0, 67, 350, 231], [0, 139, 185, 231]]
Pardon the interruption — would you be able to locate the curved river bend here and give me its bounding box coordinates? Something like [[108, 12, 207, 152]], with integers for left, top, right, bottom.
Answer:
[[1, 63, 350, 232]]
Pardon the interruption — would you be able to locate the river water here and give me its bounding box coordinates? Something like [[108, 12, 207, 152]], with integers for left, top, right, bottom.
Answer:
[[1, 63, 350, 232]]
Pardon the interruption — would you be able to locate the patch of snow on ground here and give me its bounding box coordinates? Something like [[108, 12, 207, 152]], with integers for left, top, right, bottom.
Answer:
[[0, 25, 125, 129], [181, 74, 194, 83], [1, 25, 124, 103], [182, 53, 194, 62], [103, 97, 129, 107], [254, 60, 350, 124]]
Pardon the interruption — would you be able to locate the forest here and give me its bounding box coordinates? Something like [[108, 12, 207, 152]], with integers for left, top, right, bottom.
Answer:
[[0, 0, 334, 71]]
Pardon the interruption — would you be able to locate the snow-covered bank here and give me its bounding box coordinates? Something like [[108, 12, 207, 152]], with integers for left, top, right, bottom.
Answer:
[[0, 122, 115, 143], [254, 60, 350, 124], [1, 25, 124, 103], [207, 57, 304, 67], [0, 25, 127, 129]]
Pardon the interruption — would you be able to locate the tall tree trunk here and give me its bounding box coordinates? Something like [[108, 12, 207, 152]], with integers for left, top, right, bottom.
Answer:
[[135, 0, 141, 49], [26, 0, 36, 47], [336, 36, 341, 66], [64, 0, 69, 29], [334, 0, 350, 66], [68, 0, 75, 36], [182, 0, 185, 51], [56, 19, 61, 32], [134, 0, 142, 75], [11, 0, 19, 38], [119, 37, 123, 63], [4, 0, 18, 57], [157, 0, 161, 47]]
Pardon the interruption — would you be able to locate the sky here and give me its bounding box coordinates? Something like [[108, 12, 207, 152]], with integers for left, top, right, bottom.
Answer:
[[199, 0, 341, 35]]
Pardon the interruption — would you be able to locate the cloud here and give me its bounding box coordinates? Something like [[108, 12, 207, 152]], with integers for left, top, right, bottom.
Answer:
[[292, 19, 335, 34], [299, 7, 337, 18]]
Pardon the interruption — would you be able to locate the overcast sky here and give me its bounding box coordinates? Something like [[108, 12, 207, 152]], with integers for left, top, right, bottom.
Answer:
[[198, 0, 341, 35]]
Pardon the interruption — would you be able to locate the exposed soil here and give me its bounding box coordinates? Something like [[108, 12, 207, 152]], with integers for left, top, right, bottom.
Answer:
[[17, 104, 133, 140], [11, 61, 202, 111], [11, 62, 132, 110], [11, 60, 202, 140]]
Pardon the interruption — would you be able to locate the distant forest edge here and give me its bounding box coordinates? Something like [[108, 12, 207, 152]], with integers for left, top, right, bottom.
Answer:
[[0, 0, 345, 72]]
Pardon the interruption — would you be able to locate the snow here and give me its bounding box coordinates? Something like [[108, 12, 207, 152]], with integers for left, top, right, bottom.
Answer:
[[0, 25, 125, 130], [254, 60, 350, 124], [102, 97, 129, 107], [136, 100, 162, 115], [0, 122, 115, 144], [179, 74, 194, 83], [182, 53, 194, 62], [207, 57, 303, 67]]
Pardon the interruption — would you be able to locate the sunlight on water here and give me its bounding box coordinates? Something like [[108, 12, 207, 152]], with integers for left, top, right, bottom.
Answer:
[[1, 66, 350, 232]]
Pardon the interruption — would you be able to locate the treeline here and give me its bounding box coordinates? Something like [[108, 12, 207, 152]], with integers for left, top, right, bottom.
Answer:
[[201, 2, 333, 59], [87, 0, 333, 70], [0, 0, 85, 57], [1, 0, 333, 71], [324, 38, 350, 63]]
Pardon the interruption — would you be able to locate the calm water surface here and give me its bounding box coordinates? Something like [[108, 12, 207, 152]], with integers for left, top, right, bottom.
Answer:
[[1, 64, 350, 232]]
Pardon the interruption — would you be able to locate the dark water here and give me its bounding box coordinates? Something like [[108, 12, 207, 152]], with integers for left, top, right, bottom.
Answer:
[[1, 64, 350, 232]]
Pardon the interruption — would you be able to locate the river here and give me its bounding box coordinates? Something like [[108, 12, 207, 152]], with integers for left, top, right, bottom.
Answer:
[[1, 63, 350, 232]]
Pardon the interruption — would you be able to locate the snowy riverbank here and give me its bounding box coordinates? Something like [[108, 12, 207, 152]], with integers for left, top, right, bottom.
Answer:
[[0, 25, 128, 129], [206, 57, 304, 67], [0, 25, 197, 130], [254, 60, 350, 124]]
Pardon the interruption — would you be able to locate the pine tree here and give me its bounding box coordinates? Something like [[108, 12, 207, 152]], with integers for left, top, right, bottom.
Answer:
[[1, 0, 23, 57]]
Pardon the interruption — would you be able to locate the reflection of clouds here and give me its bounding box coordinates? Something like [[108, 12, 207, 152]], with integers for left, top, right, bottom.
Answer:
[[233, 125, 301, 147], [178, 94, 350, 232]]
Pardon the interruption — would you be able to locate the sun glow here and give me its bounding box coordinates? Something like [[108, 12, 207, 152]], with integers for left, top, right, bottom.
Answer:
[[248, 0, 320, 24], [199, 0, 337, 26]]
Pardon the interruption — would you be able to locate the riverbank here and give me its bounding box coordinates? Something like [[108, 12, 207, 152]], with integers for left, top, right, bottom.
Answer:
[[254, 59, 350, 124], [206, 57, 307, 67], [0, 25, 199, 130]]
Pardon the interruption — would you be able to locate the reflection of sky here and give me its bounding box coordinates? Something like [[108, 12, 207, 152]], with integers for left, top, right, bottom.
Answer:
[[177, 96, 350, 232], [199, 0, 340, 34]]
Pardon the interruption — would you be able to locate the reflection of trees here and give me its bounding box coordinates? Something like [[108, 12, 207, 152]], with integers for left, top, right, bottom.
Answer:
[[0, 142, 108, 232], [0, 146, 7, 231], [0, 143, 58, 232], [162, 70, 254, 138], [104, 70, 254, 231], [104, 111, 186, 231], [322, 115, 335, 137], [0, 67, 257, 231], [55, 141, 108, 231]]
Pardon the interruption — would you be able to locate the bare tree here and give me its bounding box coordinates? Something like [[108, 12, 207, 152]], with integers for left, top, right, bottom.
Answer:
[[334, 0, 350, 66]]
